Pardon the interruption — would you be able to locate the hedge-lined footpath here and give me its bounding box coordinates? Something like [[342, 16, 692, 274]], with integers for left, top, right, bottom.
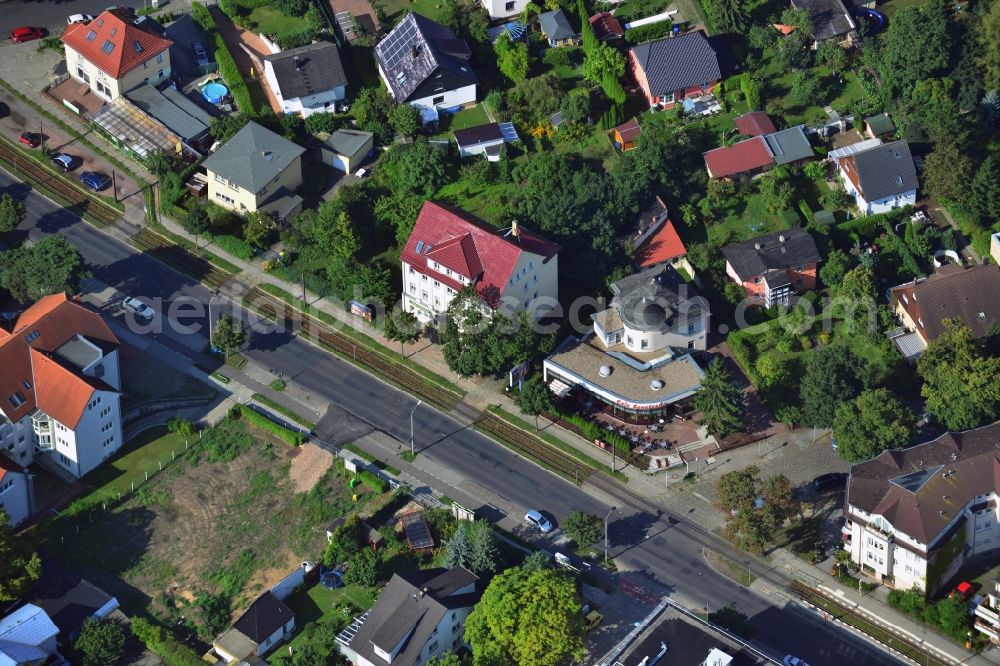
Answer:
[[237, 404, 303, 445]]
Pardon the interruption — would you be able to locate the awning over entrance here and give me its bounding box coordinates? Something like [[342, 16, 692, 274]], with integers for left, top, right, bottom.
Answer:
[[548, 378, 572, 398]]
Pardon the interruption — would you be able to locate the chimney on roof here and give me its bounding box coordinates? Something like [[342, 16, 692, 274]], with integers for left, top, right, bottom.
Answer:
[[754, 243, 761, 250], [511, 220, 519, 238], [778, 234, 786, 243], [294, 55, 301, 70]]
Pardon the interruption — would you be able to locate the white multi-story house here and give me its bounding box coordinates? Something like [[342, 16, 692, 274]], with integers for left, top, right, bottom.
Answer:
[[834, 139, 918, 216], [0, 455, 34, 526], [337, 566, 480, 666], [375, 13, 478, 112], [61, 7, 173, 102], [0, 293, 123, 480], [844, 423, 1000, 594], [400, 201, 560, 323], [262, 42, 348, 118], [482, 0, 529, 19], [543, 266, 707, 422]]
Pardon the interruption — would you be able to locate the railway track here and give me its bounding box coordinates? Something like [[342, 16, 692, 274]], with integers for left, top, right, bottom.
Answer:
[[130, 228, 233, 290], [0, 138, 121, 228], [242, 286, 462, 411], [476, 411, 596, 483]]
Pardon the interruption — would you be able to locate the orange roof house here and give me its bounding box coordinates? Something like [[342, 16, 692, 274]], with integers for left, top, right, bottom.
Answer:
[[613, 118, 642, 151], [0, 294, 124, 480], [61, 8, 174, 101]]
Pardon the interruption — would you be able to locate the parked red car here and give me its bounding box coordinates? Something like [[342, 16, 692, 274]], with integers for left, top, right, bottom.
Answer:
[[951, 581, 974, 601], [10, 27, 45, 43], [18, 132, 42, 148]]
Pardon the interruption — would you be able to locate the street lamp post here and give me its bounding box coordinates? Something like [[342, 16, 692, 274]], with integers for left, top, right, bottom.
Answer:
[[409, 400, 422, 456], [604, 506, 617, 564]]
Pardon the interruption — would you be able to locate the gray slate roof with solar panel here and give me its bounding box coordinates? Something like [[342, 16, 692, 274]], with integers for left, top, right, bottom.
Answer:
[[374, 12, 477, 103]]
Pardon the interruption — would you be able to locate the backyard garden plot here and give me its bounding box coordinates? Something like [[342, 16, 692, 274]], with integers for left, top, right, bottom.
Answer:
[[34, 417, 356, 637]]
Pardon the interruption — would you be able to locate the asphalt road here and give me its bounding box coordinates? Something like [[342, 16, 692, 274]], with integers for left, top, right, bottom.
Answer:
[[0, 169, 903, 666], [0, 0, 146, 33]]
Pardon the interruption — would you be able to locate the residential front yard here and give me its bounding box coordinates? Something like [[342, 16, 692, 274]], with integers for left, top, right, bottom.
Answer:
[[248, 5, 310, 36]]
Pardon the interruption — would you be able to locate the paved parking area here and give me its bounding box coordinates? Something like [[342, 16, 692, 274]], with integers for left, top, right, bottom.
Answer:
[[0, 40, 65, 92], [166, 14, 212, 87]]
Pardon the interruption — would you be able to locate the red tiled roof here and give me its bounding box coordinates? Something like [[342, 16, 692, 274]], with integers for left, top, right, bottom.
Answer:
[[589, 13, 624, 41], [635, 220, 687, 268], [401, 202, 560, 309], [29, 349, 103, 429], [734, 112, 777, 137], [61, 8, 173, 79], [0, 294, 118, 425], [614, 118, 642, 143], [0, 454, 25, 483], [703, 137, 774, 178]]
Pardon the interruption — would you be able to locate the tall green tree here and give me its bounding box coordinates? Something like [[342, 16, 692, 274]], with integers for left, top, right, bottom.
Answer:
[[427, 653, 463, 666], [494, 33, 529, 83], [380, 139, 448, 196], [242, 210, 277, 248], [375, 192, 424, 246], [815, 41, 847, 71], [465, 567, 584, 666], [211, 313, 246, 357], [0, 235, 90, 302], [182, 206, 210, 236], [562, 511, 602, 548], [693, 358, 745, 438], [384, 308, 421, 355], [389, 103, 421, 137], [877, 0, 951, 103], [800, 344, 869, 427], [0, 508, 41, 601], [832, 388, 914, 462], [704, 0, 748, 33], [323, 516, 362, 565], [918, 321, 1000, 431], [0, 193, 26, 233], [979, 0, 1000, 91], [819, 248, 851, 289], [923, 139, 976, 203], [344, 547, 379, 587], [716, 466, 796, 554], [74, 618, 126, 666], [514, 375, 552, 429], [582, 42, 625, 85]]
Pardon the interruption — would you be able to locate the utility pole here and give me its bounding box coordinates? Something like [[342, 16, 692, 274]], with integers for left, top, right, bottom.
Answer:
[[409, 400, 422, 456], [112, 170, 118, 203], [301, 273, 306, 305], [604, 506, 616, 564]]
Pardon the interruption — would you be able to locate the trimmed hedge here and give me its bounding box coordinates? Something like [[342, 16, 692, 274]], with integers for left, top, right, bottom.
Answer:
[[554, 407, 632, 454], [237, 404, 303, 445], [213, 33, 256, 115], [358, 469, 389, 493], [624, 21, 675, 44], [210, 234, 255, 260]]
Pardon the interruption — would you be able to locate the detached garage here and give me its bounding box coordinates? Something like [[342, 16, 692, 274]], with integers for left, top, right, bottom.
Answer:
[[320, 129, 374, 174]]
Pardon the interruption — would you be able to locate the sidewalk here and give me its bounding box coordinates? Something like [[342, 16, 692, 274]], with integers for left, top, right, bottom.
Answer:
[[769, 549, 999, 666]]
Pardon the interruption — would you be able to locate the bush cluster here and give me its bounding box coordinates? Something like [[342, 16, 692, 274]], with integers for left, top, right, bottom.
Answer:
[[624, 21, 676, 44], [357, 469, 389, 493], [211, 234, 256, 261], [553, 407, 632, 454], [237, 404, 303, 445], [212, 34, 256, 115]]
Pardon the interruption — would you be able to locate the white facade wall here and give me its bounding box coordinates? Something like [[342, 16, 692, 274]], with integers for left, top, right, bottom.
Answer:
[[482, 0, 528, 18], [401, 250, 558, 323], [0, 469, 31, 526], [410, 83, 476, 112], [990, 232, 1000, 266], [839, 166, 917, 216], [257, 617, 295, 655], [416, 608, 473, 662], [46, 389, 123, 479], [0, 417, 36, 466], [616, 312, 710, 354], [458, 139, 504, 158], [263, 61, 346, 118], [64, 44, 171, 101]]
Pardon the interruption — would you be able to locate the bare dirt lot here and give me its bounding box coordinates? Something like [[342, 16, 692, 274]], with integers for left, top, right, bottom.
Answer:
[[36, 417, 356, 638]]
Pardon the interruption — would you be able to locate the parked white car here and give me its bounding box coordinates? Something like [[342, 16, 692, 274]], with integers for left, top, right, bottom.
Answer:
[[67, 14, 95, 24], [122, 296, 155, 321], [524, 509, 553, 533]]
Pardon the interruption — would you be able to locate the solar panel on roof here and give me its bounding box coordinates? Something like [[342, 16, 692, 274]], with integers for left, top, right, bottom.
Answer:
[[890, 465, 943, 493], [401, 512, 434, 550]]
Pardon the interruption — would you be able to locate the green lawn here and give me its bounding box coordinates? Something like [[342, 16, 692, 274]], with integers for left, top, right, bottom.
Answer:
[[442, 104, 491, 133], [71, 426, 188, 511], [372, 0, 449, 27], [707, 192, 798, 246], [286, 583, 376, 630], [248, 5, 309, 35]]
